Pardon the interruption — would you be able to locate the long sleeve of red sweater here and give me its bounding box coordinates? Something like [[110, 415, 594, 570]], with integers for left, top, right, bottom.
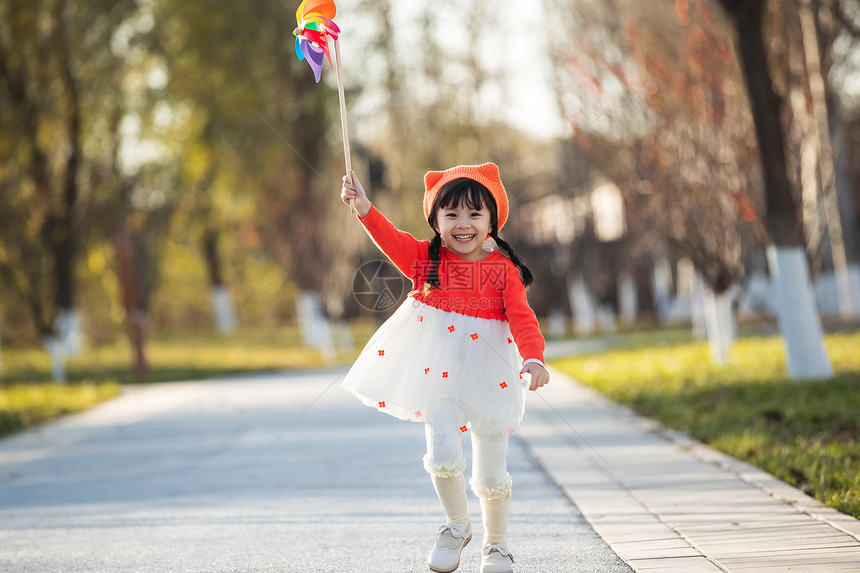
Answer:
[[358, 205, 429, 281], [500, 262, 545, 363], [358, 205, 545, 362]]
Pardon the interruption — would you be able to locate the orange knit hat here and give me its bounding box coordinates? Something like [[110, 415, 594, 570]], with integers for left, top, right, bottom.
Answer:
[[423, 162, 509, 231]]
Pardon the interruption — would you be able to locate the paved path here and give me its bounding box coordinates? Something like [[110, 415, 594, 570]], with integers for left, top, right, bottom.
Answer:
[[2, 365, 859, 572], [0, 370, 631, 573]]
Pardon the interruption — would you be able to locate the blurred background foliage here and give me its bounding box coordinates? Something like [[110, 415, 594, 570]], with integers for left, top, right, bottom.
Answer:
[[0, 0, 858, 362]]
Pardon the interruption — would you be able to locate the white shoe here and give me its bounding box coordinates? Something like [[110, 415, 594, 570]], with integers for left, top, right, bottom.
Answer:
[[480, 543, 514, 573], [426, 522, 472, 573]]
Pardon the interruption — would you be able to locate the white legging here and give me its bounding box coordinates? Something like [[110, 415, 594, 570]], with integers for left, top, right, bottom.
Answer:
[[423, 414, 511, 498]]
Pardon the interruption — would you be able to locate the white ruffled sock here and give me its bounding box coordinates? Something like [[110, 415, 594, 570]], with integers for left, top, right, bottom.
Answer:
[[478, 482, 511, 545], [431, 473, 471, 527]]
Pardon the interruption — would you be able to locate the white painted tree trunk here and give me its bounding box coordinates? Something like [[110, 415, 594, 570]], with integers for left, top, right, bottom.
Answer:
[[618, 272, 638, 326], [834, 265, 856, 318], [652, 256, 672, 324], [548, 309, 567, 337], [335, 320, 355, 354], [568, 277, 595, 335], [296, 291, 335, 364], [596, 305, 617, 333], [56, 308, 82, 357], [43, 335, 67, 384], [814, 271, 840, 315], [47, 306, 82, 381], [767, 246, 833, 379], [815, 267, 860, 318], [849, 264, 860, 317], [210, 285, 238, 333], [675, 258, 695, 322], [703, 288, 735, 365], [691, 273, 707, 338]]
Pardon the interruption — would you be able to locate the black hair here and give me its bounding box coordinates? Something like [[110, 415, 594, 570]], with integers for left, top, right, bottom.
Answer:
[[423, 177, 533, 292]]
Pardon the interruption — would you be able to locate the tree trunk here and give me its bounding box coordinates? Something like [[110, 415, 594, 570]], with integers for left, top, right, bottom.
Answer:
[[797, 0, 854, 316], [568, 276, 596, 335], [56, 2, 81, 307], [767, 246, 833, 378], [203, 228, 237, 333], [691, 272, 707, 338], [734, 2, 803, 247], [44, 335, 67, 384], [617, 271, 638, 326], [830, 99, 860, 315], [596, 304, 617, 333], [115, 230, 148, 382], [296, 291, 335, 364], [651, 255, 672, 324], [703, 287, 736, 365], [722, 0, 833, 378], [46, 1, 83, 370]]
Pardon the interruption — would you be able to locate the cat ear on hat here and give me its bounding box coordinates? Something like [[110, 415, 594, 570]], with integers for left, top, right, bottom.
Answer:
[[478, 162, 501, 182], [477, 162, 508, 230], [424, 170, 445, 192], [423, 170, 447, 220]]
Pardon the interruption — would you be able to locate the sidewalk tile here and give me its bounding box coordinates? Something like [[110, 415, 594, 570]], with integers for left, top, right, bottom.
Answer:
[[516, 365, 860, 573], [626, 556, 724, 572]]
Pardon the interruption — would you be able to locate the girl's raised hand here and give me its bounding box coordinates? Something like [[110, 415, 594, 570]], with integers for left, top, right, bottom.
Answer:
[[520, 362, 550, 392], [341, 171, 371, 218]]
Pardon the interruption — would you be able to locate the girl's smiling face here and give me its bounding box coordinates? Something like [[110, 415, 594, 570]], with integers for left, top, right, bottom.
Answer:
[[435, 202, 492, 261]]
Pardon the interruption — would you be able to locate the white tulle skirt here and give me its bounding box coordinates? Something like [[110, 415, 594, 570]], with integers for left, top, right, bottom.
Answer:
[[341, 298, 527, 435]]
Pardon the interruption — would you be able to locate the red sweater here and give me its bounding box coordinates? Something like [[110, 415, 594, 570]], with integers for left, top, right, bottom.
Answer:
[[359, 205, 545, 363]]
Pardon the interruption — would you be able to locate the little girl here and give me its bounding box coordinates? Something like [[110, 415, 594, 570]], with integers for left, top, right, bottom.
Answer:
[[340, 163, 549, 573]]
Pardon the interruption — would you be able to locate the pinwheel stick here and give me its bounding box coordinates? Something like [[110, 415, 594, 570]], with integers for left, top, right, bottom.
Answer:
[[331, 38, 355, 215]]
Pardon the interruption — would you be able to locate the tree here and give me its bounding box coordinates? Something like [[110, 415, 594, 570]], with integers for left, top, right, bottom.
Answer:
[[546, 0, 843, 376], [147, 0, 362, 359], [717, 0, 833, 378], [786, 0, 860, 316], [547, 0, 767, 361], [0, 0, 138, 378]]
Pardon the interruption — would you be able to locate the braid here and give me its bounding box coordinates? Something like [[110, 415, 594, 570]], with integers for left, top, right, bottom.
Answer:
[[423, 231, 443, 293], [491, 230, 534, 288]]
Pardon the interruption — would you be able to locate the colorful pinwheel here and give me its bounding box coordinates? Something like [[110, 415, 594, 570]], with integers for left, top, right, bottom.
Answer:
[[294, 0, 340, 83], [293, 0, 354, 213]]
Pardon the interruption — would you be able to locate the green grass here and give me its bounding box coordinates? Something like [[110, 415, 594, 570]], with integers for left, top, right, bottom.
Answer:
[[0, 324, 376, 438], [0, 381, 122, 437], [551, 332, 860, 519]]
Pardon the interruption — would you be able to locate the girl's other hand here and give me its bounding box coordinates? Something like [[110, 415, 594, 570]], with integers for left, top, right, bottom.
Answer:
[[341, 171, 372, 218], [520, 362, 550, 392]]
